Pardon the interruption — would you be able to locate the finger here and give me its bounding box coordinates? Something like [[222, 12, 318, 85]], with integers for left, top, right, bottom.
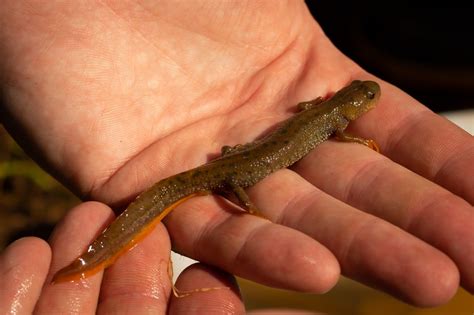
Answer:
[[0, 237, 50, 315], [165, 196, 340, 294], [388, 110, 474, 204], [247, 169, 459, 307], [295, 140, 473, 293], [97, 223, 172, 314], [169, 263, 244, 315], [34, 202, 113, 314], [351, 79, 474, 203]]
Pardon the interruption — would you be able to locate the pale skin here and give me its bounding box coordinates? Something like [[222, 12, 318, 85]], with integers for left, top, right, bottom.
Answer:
[[0, 1, 473, 314]]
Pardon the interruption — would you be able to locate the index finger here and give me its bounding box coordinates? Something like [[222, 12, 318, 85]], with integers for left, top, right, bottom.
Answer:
[[351, 78, 474, 203]]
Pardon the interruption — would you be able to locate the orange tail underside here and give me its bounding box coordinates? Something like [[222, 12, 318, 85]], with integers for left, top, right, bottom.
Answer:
[[53, 193, 202, 283]]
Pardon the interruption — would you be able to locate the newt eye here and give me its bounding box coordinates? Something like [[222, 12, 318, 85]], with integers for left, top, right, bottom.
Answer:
[[367, 91, 375, 99]]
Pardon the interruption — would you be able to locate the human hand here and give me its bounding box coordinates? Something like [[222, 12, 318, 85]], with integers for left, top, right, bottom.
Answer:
[[0, 202, 244, 314], [1, 0, 472, 308]]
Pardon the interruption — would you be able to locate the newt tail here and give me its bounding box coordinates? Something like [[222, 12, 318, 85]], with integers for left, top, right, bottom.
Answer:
[[53, 80, 381, 283]]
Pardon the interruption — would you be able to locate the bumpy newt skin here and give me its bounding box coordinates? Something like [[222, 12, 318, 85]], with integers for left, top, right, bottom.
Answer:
[[53, 80, 381, 282]]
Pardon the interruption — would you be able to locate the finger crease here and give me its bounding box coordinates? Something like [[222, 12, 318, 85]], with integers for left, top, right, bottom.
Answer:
[[344, 158, 389, 208], [232, 221, 270, 268], [433, 144, 474, 184], [384, 109, 431, 155]]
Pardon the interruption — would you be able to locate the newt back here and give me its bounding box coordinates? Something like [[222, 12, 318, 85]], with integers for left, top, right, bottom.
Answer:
[[53, 80, 381, 282]]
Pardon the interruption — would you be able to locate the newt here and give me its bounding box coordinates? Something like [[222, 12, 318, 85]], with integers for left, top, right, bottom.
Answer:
[[53, 80, 381, 283]]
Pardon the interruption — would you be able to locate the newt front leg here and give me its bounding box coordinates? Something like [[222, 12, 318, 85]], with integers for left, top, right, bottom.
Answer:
[[297, 96, 324, 111], [335, 130, 380, 153]]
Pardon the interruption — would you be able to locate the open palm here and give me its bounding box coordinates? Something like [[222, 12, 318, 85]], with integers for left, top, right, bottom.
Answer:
[[1, 1, 473, 313]]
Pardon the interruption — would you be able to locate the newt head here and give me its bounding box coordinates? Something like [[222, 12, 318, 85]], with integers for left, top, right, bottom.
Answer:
[[336, 80, 381, 121]]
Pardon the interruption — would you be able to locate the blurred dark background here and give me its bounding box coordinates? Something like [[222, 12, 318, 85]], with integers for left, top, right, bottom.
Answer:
[[306, 2, 474, 112]]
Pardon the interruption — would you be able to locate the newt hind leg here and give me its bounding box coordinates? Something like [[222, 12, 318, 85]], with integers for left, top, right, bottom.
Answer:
[[226, 182, 268, 219], [221, 141, 258, 157]]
